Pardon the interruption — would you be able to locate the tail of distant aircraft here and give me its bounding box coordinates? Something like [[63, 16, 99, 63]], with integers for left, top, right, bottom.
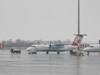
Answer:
[[0, 42, 4, 49], [72, 34, 85, 46]]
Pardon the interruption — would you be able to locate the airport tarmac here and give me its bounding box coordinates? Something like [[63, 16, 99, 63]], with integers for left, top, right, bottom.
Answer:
[[0, 50, 100, 75]]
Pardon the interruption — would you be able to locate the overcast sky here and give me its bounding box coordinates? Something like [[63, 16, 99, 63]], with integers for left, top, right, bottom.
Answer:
[[0, 0, 100, 43]]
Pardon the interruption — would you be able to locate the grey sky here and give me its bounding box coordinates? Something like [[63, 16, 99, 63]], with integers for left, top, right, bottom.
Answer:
[[0, 0, 100, 43]]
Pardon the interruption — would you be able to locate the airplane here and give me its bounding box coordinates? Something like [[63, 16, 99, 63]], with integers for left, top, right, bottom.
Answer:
[[83, 44, 100, 56], [26, 34, 85, 55]]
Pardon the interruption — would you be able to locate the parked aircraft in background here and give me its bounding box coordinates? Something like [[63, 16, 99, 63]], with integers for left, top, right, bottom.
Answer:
[[0, 42, 4, 49], [83, 44, 100, 55], [26, 34, 88, 55]]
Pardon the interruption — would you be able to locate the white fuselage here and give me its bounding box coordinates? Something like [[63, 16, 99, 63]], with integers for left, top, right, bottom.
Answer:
[[26, 44, 77, 54], [83, 44, 100, 52]]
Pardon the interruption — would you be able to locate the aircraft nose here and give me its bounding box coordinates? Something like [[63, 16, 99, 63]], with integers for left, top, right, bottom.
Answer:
[[83, 47, 91, 51], [26, 48, 29, 50], [26, 47, 33, 51]]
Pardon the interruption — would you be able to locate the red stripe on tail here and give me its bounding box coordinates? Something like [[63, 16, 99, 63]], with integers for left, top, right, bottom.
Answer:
[[72, 34, 83, 46]]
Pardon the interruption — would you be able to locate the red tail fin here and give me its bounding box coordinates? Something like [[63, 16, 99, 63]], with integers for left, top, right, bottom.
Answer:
[[72, 34, 84, 46]]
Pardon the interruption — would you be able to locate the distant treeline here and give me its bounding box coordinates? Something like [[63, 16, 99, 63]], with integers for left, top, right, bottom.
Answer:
[[2, 39, 71, 47]]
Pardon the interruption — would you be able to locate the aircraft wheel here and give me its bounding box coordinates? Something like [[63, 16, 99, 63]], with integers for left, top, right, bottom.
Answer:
[[28, 52, 31, 54], [31, 52, 37, 54], [46, 51, 49, 54], [35, 52, 37, 54], [57, 51, 60, 54], [70, 50, 73, 54]]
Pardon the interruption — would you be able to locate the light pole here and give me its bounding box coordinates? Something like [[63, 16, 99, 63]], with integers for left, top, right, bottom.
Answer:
[[77, 0, 86, 56], [77, 0, 83, 56], [78, 0, 80, 35]]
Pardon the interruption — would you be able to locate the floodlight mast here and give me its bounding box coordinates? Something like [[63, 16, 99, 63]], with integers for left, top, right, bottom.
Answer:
[[78, 0, 80, 35], [77, 0, 84, 56], [77, 0, 87, 36]]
